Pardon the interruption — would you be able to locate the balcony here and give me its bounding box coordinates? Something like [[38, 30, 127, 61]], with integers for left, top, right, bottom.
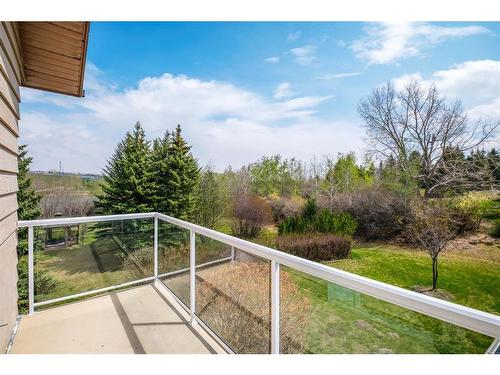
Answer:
[[10, 213, 500, 354]]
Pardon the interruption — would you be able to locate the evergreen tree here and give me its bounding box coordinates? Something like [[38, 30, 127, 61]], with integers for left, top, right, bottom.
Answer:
[[17, 145, 42, 256], [149, 130, 172, 212], [96, 122, 153, 214], [151, 124, 200, 219], [16, 145, 55, 313], [487, 148, 500, 185]]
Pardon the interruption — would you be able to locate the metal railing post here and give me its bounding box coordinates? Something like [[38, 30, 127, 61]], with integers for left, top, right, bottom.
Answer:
[[190, 230, 196, 325], [230, 246, 235, 262], [271, 260, 280, 354], [28, 226, 34, 315], [153, 215, 158, 278]]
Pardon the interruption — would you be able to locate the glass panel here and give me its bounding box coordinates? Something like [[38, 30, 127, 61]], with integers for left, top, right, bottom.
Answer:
[[195, 235, 271, 353], [279, 266, 493, 353], [157, 221, 190, 307], [33, 218, 154, 304]]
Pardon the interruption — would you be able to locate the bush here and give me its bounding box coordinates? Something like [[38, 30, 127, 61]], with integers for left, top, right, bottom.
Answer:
[[276, 234, 351, 261], [278, 215, 310, 234], [328, 186, 414, 240], [444, 194, 489, 234], [314, 210, 357, 235], [268, 195, 304, 222], [278, 209, 357, 236], [231, 195, 272, 238], [17, 257, 57, 314], [490, 220, 500, 238]]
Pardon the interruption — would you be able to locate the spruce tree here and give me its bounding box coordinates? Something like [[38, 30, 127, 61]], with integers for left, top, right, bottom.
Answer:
[[96, 122, 153, 214], [17, 145, 42, 256], [151, 125, 200, 219], [149, 131, 172, 212]]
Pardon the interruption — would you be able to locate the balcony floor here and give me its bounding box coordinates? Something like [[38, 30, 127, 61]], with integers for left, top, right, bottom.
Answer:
[[10, 283, 226, 354]]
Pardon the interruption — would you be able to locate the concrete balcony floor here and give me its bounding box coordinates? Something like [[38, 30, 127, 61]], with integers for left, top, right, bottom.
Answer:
[[10, 284, 226, 354]]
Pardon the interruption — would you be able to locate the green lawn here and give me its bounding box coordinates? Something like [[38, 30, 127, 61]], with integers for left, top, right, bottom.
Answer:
[[278, 242, 499, 353], [329, 243, 500, 314], [34, 237, 138, 302]]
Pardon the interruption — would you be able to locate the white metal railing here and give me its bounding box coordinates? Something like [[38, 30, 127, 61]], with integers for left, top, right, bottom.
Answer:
[[18, 212, 500, 354]]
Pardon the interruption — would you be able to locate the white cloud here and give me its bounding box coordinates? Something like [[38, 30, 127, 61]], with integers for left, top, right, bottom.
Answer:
[[19, 71, 357, 173], [290, 45, 316, 65], [351, 22, 489, 65], [392, 60, 500, 112], [391, 60, 500, 147], [287, 31, 301, 42], [264, 56, 280, 63], [273, 82, 295, 99], [318, 72, 360, 80]]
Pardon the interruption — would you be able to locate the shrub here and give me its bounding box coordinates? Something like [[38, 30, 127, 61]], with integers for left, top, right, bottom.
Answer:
[[17, 257, 57, 313], [444, 194, 489, 234], [328, 186, 414, 240], [302, 197, 318, 220], [278, 215, 311, 234], [314, 210, 357, 236], [231, 195, 272, 238], [276, 234, 351, 261], [490, 220, 500, 238], [268, 195, 304, 222], [278, 209, 357, 236]]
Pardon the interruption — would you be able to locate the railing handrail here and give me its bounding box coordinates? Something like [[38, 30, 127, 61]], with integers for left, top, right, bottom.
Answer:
[[157, 213, 500, 339], [18, 212, 156, 227], [19, 211, 500, 340]]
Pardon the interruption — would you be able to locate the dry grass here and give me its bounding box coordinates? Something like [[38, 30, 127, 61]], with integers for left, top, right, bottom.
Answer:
[[195, 261, 310, 353]]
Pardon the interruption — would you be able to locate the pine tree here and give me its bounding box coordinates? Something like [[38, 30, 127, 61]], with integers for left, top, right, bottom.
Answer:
[[151, 125, 200, 219], [96, 122, 153, 214], [17, 145, 42, 256]]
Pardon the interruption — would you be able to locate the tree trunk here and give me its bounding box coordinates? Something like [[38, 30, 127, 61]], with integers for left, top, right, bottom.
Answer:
[[432, 257, 438, 290]]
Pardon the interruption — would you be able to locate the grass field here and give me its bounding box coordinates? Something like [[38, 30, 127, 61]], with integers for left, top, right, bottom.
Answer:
[[331, 243, 500, 314], [30, 173, 102, 195], [280, 241, 499, 353], [34, 236, 145, 302]]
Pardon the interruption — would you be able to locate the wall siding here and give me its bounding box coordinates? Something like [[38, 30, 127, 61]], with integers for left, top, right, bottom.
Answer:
[[0, 232, 19, 351], [0, 21, 19, 354]]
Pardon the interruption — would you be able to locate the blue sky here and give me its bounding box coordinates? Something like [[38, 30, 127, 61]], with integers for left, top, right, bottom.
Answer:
[[20, 22, 500, 173]]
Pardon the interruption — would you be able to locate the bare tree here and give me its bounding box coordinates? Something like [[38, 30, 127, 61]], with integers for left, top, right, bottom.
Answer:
[[359, 81, 498, 196], [405, 204, 455, 290], [41, 190, 95, 218]]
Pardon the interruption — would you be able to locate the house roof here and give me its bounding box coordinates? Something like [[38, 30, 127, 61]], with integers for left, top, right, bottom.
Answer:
[[17, 22, 90, 97]]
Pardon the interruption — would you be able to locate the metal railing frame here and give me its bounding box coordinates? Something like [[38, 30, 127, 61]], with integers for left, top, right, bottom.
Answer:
[[19, 212, 500, 354]]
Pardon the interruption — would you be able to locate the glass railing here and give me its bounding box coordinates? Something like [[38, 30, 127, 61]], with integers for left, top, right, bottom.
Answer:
[[19, 212, 500, 354], [20, 213, 156, 311], [279, 267, 492, 353]]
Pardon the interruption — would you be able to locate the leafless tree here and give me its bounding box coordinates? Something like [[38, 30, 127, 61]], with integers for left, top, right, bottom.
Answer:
[[231, 194, 272, 238], [405, 204, 455, 290], [359, 81, 498, 196], [318, 156, 337, 210], [41, 190, 95, 218]]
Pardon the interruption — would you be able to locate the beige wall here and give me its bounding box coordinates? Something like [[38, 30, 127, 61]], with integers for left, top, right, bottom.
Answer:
[[0, 21, 21, 353]]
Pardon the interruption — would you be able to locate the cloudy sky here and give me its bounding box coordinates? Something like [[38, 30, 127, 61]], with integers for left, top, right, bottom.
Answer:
[[19, 22, 500, 173]]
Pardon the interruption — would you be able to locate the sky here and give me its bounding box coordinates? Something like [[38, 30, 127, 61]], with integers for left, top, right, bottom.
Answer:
[[19, 21, 500, 174]]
